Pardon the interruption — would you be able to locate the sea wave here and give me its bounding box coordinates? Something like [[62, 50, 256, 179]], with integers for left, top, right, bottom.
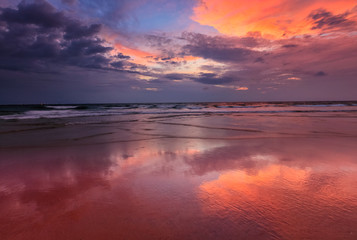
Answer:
[[46, 105, 78, 110], [0, 102, 356, 120]]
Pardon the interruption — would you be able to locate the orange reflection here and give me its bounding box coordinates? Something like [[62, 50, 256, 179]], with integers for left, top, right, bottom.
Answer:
[[199, 162, 357, 239], [200, 164, 309, 207], [193, 0, 357, 38]]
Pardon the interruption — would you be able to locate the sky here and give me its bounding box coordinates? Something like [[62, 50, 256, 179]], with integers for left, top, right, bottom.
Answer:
[[0, 0, 356, 103]]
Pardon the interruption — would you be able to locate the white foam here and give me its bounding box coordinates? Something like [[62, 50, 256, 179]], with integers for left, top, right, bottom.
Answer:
[[46, 105, 78, 110], [294, 104, 347, 108]]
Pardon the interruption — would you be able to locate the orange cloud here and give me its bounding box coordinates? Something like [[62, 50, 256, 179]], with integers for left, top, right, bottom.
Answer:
[[192, 0, 357, 38], [236, 87, 248, 91], [114, 43, 152, 59], [112, 43, 199, 67], [113, 43, 154, 65]]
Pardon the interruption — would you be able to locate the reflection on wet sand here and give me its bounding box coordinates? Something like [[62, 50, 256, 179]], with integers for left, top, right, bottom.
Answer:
[[192, 138, 357, 239], [0, 114, 357, 239], [199, 164, 357, 239]]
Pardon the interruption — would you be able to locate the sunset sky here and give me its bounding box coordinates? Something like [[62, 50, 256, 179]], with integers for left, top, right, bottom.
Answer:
[[0, 0, 356, 103]]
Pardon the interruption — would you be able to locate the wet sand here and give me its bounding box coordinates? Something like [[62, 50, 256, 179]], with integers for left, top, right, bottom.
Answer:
[[0, 112, 357, 239]]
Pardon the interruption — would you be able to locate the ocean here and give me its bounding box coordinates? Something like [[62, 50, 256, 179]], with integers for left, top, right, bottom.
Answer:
[[1, 101, 357, 120]]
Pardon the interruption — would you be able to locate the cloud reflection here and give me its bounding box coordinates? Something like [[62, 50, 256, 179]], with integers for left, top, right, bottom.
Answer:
[[0, 134, 356, 239], [196, 138, 357, 240]]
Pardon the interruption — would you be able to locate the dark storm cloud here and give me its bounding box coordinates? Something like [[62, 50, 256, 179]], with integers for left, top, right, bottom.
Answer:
[[164, 73, 187, 80], [309, 9, 354, 30], [69, 55, 111, 69], [141, 32, 266, 66], [63, 38, 111, 56], [181, 32, 262, 49], [314, 71, 327, 76], [0, 0, 131, 72], [199, 65, 227, 72], [181, 32, 260, 63], [145, 34, 173, 48], [64, 22, 101, 40], [282, 44, 299, 48], [116, 52, 131, 59], [193, 72, 237, 85], [0, 0, 66, 28], [110, 61, 124, 68], [159, 30, 357, 93], [254, 57, 264, 63]]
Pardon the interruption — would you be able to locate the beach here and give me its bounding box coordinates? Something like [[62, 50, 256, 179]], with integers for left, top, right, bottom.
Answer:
[[0, 102, 357, 239]]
